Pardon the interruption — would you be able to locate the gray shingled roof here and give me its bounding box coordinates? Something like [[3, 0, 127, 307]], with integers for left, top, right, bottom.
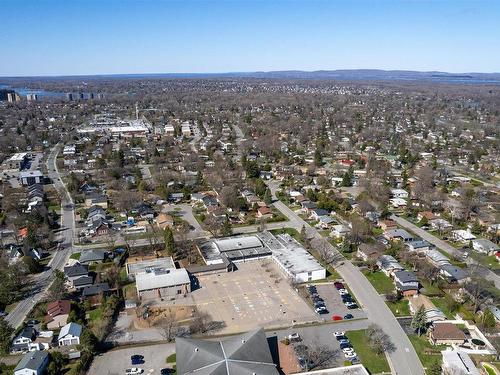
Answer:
[[176, 329, 279, 375], [14, 350, 48, 372]]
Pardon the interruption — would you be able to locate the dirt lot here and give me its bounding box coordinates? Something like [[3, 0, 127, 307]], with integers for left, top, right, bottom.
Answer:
[[169, 260, 318, 333]]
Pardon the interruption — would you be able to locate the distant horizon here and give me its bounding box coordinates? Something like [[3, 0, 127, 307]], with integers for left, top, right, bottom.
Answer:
[[2, 68, 500, 80]]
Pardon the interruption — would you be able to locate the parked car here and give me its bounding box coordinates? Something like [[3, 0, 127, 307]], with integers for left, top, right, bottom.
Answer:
[[288, 333, 301, 341], [334, 282, 344, 290], [340, 342, 352, 350], [342, 347, 355, 354], [338, 339, 350, 345], [332, 315, 343, 321], [125, 369, 143, 375], [315, 306, 328, 314], [131, 355, 144, 365], [344, 352, 357, 359], [333, 331, 345, 337], [344, 314, 354, 319]]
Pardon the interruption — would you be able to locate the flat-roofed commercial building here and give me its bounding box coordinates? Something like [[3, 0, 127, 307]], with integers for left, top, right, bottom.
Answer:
[[199, 235, 272, 264], [4, 152, 29, 170], [135, 268, 191, 300], [258, 231, 326, 283], [126, 256, 176, 278]]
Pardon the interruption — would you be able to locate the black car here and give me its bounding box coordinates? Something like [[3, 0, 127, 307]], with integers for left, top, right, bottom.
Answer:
[[336, 335, 347, 341], [131, 355, 144, 365], [344, 314, 354, 319], [347, 303, 358, 310], [26, 319, 39, 326], [161, 370, 174, 375], [340, 342, 352, 349]]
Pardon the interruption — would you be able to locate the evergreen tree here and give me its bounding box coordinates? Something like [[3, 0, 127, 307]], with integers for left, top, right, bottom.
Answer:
[[411, 305, 427, 336], [0, 317, 13, 355], [221, 219, 233, 237], [263, 188, 272, 205], [164, 227, 175, 256]]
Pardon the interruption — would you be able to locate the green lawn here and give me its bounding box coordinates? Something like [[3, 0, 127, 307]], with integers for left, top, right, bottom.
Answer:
[[346, 330, 390, 374], [470, 252, 500, 271], [408, 334, 446, 369], [429, 297, 455, 319], [386, 299, 411, 316], [69, 252, 81, 260], [363, 271, 395, 295], [419, 280, 444, 297]]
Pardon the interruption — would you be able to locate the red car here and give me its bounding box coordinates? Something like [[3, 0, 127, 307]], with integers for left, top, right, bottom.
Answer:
[[332, 315, 343, 321], [334, 282, 345, 290]]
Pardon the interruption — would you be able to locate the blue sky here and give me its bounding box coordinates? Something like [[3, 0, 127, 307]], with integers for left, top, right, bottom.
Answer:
[[0, 0, 499, 76]]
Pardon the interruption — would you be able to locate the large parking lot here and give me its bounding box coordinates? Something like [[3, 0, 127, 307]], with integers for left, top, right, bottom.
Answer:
[[89, 342, 175, 375], [173, 260, 318, 333]]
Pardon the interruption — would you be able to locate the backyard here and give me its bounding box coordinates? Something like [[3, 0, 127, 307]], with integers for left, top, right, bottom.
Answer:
[[408, 334, 446, 369]]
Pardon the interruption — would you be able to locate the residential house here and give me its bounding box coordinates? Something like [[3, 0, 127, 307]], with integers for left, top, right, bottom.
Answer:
[[136, 268, 191, 300], [256, 206, 273, 219], [12, 327, 36, 353], [393, 270, 419, 296], [391, 188, 409, 199], [429, 218, 453, 232], [45, 300, 71, 330], [79, 249, 106, 265], [156, 213, 174, 230], [390, 197, 407, 208], [169, 192, 185, 203], [82, 283, 111, 305], [378, 219, 397, 231], [406, 240, 431, 253], [58, 322, 82, 346], [73, 275, 94, 290], [310, 208, 329, 221], [384, 228, 414, 243], [316, 215, 334, 229], [451, 229, 476, 243], [439, 264, 469, 284], [86, 205, 106, 225], [134, 202, 155, 220], [426, 250, 451, 268], [417, 211, 436, 222], [357, 243, 384, 262], [377, 255, 404, 277], [472, 239, 499, 255], [84, 192, 108, 209], [64, 263, 90, 286], [330, 224, 350, 239], [429, 323, 466, 346], [14, 350, 49, 375], [300, 201, 317, 213]]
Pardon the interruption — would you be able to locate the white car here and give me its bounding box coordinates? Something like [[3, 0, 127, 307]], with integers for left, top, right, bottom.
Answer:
[[125, 369, 143, 375], [342, 347, 355, 354], [344, 352, 357, 359], [339, 289, 349, 295], [288, 333, 301, 341], [333, 331, 345, 337]]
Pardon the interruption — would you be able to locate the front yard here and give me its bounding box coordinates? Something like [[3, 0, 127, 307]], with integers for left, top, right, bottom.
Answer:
[[363, 271, 394, 295], [386, 299, 411, 316], [346, 330, 390, 374]]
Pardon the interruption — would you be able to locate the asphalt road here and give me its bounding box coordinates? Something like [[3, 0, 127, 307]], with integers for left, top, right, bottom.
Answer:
[[391, 214, 500, 289], [6, 145, 75, 329], [265, 181, 425, 375]]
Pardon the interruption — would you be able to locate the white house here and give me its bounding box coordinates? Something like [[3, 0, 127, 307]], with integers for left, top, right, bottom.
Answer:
[[472, 239, 499, 255], [390, 198, 407, 208], [330, 224, 350, 239], [58, 322, 82, 346], [451, 229, 476, 243], [391, 188, 409, 199]]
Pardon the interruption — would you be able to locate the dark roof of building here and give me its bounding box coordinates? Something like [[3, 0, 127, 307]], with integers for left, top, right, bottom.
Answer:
[[64, 263, 89, 277], [14, 350, 48, 372], [73, 275, 94, 287], [79, 249, 106, 263], [82, 282, 110, 297], [176, 328, 279, 375], [394, 270, 418, 283]]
